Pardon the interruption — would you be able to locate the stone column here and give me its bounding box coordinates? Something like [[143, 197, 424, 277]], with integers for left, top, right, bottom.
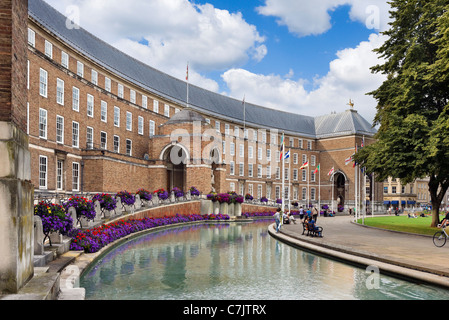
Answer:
[[0, 0, 34, 294]]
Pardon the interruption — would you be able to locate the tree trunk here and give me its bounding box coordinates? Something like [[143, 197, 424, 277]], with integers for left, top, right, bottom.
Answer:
[[431, 200, 440, 228], [428, 176, 449, 228]]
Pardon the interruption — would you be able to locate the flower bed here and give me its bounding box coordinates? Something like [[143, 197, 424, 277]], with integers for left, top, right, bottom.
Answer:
[[207, 191, 244, 204], [63, 196, 96, 221], [92, 193, 117, 211], [189, 186, 200, 196], [116, 190, 136, 206], [229, 192, 244, 204], [69, 213, 230, 253], [171, 187, 184, 198], [241, 211, 275, 218], [34, 201, 73, 244], [136, 189, 152, 201], [207, 192, 218, 201], [155, 188, 169, 200]]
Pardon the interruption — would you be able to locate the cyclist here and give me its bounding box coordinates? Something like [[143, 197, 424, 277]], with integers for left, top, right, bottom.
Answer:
[[438, 212, 449, 228]]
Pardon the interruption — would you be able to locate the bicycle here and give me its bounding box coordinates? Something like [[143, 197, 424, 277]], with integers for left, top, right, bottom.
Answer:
[[433, 224, 449, 247]]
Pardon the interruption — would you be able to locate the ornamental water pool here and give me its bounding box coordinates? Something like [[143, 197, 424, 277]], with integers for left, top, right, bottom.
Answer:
[[80, 220, 449, 300]]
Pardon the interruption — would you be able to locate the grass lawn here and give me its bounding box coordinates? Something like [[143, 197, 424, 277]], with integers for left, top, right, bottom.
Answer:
[[356, 214, 445, 236]]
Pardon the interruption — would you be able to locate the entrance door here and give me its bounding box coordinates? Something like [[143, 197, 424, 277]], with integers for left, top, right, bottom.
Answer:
[[165, 145, 187, 191], [334, 172, 346, 206]]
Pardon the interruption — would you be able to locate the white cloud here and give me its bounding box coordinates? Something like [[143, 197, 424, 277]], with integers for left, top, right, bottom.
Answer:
[[44, 0, 266, 89], [256, 0, 391, 37], [43, 0, 389, 124], [221, 33, 388, 125], [222, 69, 309, 110]]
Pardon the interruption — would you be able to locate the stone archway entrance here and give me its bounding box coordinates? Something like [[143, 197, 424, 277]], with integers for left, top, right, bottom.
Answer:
[[334, 172, 346, 207], [164, 144, 187, 191]]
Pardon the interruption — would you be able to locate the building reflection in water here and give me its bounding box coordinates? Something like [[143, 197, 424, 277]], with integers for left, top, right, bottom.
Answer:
[[81, 220, 449, 300]]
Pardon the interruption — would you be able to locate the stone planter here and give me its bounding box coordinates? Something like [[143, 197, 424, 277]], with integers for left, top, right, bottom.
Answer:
[[213, 201, 220, 214], [219, 202, 228, 215], [234, 203, 242, 217], [228, 202, 235, 216]]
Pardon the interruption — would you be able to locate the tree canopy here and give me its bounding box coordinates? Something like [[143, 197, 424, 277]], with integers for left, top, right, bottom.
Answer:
[[354, 0, 449, 226]]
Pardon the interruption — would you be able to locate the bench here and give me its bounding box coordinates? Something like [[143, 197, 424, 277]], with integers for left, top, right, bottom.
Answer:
[[302, 221, 323, 237]]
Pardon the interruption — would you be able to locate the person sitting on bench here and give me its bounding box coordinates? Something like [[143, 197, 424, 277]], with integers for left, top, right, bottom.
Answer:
[[308, 218, 322, 237], [287, 212, 297, 224], [283, 212, 290, 224]]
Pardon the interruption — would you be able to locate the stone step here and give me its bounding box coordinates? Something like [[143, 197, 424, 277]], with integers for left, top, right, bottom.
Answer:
[[33, 251, 54, 267], [1, 271, 60, 300]]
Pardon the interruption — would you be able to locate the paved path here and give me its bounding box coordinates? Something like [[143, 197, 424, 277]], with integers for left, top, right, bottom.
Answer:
[[268, 215, 449, 288]]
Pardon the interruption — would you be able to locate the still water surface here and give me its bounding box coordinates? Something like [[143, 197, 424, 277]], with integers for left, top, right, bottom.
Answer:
[[81, 220, 449, 300]]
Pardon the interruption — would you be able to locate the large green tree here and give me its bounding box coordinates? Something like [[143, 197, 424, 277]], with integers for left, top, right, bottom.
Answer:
[[354, 0, 449, 227]]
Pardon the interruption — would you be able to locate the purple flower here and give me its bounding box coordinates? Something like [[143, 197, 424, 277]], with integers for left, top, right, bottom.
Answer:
[[116, 190, 136, 206], [171, 187, 184, 198], [34, 201, 73, 245], [69, 213, 230, 253], [189, 186, 200, 196], [63, 196, 96, 221], [242, 211, 275, 218], [207, 192, 218, 202], [158, 191, 169, 200], [92, 193, 117, 211], [136, 189, 152, 201]]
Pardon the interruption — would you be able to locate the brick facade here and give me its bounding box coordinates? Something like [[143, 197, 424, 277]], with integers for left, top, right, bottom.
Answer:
[[0, 0, 34, 294], [26, 13, 383, 209]]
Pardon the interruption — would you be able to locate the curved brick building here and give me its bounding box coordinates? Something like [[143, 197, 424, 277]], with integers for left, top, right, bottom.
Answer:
[[26, 0, 381, 210]]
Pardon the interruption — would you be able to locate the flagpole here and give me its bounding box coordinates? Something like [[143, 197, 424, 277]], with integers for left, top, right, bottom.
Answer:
[[355, 162, 358, 222], [307, 158, 309, 209], [363, 169, 366, 225], [243, 95, 246, 133], [186, 62, 189, 108], [281, 132, 285, 219], [331, 171, 335, 214], [372, 172, 375, 217], [318, 163, 321, 214], [288, 148, 291, 213], [358, 164, 361, 222]]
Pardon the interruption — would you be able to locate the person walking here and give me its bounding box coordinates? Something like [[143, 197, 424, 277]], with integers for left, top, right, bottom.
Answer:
[[299, 206, 304, 220], [312, 206, 318, 221], [274, 207, 281, 233]]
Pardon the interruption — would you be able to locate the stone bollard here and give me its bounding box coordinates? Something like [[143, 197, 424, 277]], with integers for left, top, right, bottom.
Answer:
[[34, 216, 44, 255], [152, 192, 159, 206], [228, 202, 234, 216], [219, 202, 228, 215], [200, 199, 212, 215], [115, 197, 123, 215], [135, 194, 141, 210], [49, 231, 63, 245], [68, 207, 78, 228], [93, 200, 103, 220], [234, 203, 242, 217], [213, 201, 220, 214]]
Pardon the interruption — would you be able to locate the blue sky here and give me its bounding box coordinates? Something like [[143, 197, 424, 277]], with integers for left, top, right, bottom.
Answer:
[[197, 2, 372, 84], [44, 0, 391, 124]]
